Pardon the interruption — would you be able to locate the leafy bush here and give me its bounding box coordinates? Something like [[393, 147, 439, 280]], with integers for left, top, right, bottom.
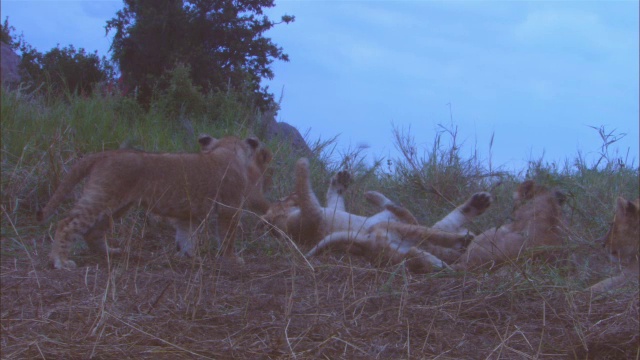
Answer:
[[152, 63, 206, 119], [19, 45, 115, 97], [1, 17, 114, 98]]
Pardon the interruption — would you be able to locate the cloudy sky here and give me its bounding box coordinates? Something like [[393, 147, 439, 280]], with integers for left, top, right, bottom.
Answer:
[[2, 0, 638, 173]]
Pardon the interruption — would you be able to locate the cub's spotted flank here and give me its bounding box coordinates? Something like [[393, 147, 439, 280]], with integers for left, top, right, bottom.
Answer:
[[39, 135, 272, 269]]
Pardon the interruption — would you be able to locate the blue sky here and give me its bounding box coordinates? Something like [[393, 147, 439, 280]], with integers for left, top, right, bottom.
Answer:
[[2, 0, 638, 173]]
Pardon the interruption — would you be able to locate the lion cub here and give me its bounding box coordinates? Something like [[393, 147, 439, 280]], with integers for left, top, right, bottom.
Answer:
[[39, 135, 272, 269], [264, 158, 492, 272], [306, 191, 493, 273], [589, 196, 639, 293], [454, 180, 567, 270], [261, 158, 420, 248]]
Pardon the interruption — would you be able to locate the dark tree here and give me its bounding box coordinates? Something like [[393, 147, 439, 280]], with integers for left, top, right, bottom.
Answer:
[[106, 0, 294, 110], [1, 17, 14, 45]]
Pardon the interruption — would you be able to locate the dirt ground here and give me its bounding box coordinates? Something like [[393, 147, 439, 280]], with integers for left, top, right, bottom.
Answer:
[[1, 224, 638, 360]]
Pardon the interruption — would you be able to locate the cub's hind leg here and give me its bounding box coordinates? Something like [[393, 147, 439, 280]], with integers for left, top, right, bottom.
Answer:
[[50, 208, 104, 269], [365, 191, 419, 225], [49, 192, 128, 269]]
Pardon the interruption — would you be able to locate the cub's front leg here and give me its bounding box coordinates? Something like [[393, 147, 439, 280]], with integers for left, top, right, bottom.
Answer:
[[170, 219, 198, 257], [216, 209, 244, 264], [432, 191, 492, 235]]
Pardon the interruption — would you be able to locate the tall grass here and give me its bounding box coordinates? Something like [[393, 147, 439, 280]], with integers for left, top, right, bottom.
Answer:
[[0, 86, 257, 223], [2, 85, 638, 232], [1, 84, 637, 263]]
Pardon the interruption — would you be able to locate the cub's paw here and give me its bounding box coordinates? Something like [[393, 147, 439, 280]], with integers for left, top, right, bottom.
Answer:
[[52, 258, 77, 270], [107, 247, 122, 255], [457, 233, 475, 249], [461, 192, 492, 217], [295, 158, 310, 173], [330, 170, 352, 195]]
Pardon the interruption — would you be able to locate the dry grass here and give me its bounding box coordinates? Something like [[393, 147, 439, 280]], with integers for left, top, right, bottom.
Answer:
[[1, 217, 637, 360]]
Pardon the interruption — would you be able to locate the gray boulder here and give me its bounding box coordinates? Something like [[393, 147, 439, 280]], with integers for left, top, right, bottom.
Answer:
[[1, 42, 21, 84], [259, 106, 312, 156], [265, 120, 312, 156]]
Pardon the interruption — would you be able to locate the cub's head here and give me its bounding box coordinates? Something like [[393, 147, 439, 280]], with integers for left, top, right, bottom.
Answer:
[[198, 134, 273, 213], [514, 180, 566, 206], [243, 136, 274, 195], [260, 193, 299, 238], [598, 196, 640, 264], [198, 134, 273, 189]]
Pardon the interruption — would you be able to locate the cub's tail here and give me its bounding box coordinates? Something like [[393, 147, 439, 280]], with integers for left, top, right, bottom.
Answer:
[[37, 152, 108, 223], [306, 230, 450, 272], [306, 231, 370, 257]]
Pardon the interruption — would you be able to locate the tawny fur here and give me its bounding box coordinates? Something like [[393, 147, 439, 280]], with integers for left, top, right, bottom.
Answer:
[[454, 180, 566, 270], [307, 191, 493, 272], [170, 134, 273, 256], [40, 135, 272, 269], [261, 158, 418, 248], [589, 197, 639, 293], [263, 158, 492, 273]]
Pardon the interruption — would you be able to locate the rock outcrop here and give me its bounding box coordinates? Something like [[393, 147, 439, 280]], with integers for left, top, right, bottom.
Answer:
[[1, 42, 21, 84], [259, 107, 312, 156]]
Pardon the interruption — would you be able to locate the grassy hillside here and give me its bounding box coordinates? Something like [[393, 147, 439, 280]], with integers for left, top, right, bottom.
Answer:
[[1, 87, 638, 359]]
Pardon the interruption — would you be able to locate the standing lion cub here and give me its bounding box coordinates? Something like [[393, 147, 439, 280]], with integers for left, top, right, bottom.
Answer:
[[39, 135, 272, 269]]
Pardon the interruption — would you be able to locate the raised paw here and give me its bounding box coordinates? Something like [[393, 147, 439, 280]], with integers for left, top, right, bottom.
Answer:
[[295, 158, 311, 180], [330, 170, 352, 194], [461, 192, 492, 217]]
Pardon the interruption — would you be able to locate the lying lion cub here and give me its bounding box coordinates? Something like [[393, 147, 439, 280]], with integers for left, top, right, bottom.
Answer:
[[454, 180, 567, 270], [306, 192, 493, 273], [39, 135, 272, 269], [261, 158, 420, 247], [588, 196, 639, 293], [263, 158, 492, 272]]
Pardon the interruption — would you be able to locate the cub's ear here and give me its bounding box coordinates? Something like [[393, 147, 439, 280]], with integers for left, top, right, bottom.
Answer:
[[515, 180, 536, 200], [554, 190, 566, 205], [259, 148, 273, 164], [616, 196, 639, 217], [245, 136, 260, 149], [198, 134, 218, 152]]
